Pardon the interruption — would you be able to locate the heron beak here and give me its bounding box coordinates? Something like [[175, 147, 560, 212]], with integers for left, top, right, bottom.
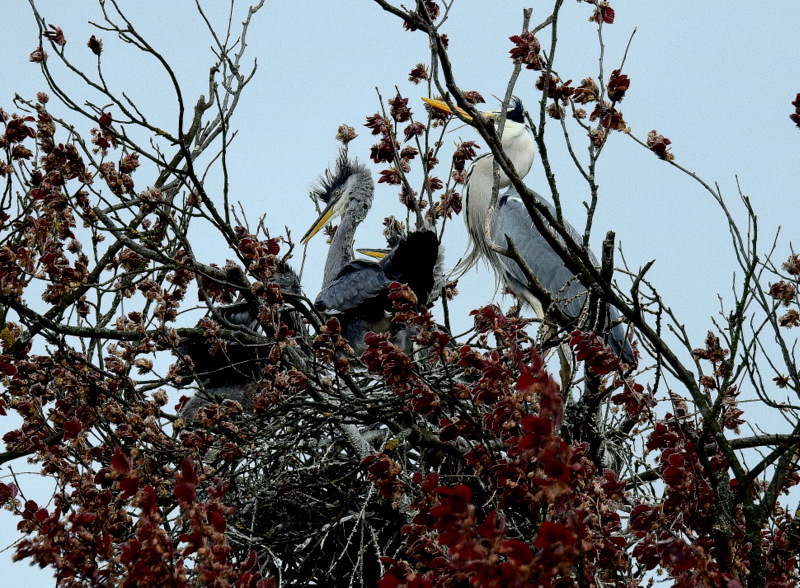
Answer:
[[356, 248, 389, 259], [421, 97, 473, 121], [301, 199, 339, 244]]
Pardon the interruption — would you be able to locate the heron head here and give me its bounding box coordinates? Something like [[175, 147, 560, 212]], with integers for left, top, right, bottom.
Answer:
[[482, 96, 526, 131], [421, 95, 525, 124], [301, 149, 372, 244], [502, 96, 525, 123]]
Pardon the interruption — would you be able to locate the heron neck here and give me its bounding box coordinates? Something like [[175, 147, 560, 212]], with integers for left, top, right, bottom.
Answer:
[[464, 123, 534, 262], [322, 172, 374, 287], [464, 156, 500, 262], [500, 122, 535, 184]]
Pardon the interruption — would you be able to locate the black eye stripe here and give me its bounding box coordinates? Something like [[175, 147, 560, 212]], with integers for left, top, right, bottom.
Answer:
[[506, 96, 525, 123]]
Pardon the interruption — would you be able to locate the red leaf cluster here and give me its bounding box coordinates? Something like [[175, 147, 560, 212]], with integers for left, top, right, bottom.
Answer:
[[362, 330, 440, 415], [509, 31, 543, 70], [691, 331, 730, 378], [782, 253, 800, 276], [312, 317, 352, 372], [2, 115, 36, 145], [29, 47, 47, 62], [390, 92, 412, 123], [419, 0, 440, 21], [235, 226, 282, 283], [388, 281, 420, 322], [432, 188, 461, 220], [470, 304, 507, 334], [647, 129, 674, 161], [43, 23, 66, 46], [589, 101, 626, 131], [367, 98, 428, 196], [720, 385, 745, 433], [573, 77, 599, 104], [610, 378, 656, 416], [461, 91, 485, 105], [779, 308, 799, 328], [536, 73, 574, 103], [791, 93, 800, 129], [580, 0, 616, 24], [0, 481, 19, 504], [87, 35, 103, 55], [361, 332, 413, 390], [92, 112, 119, 156], [451, 139, 480, 175], [569, 330, 624, 374], [769, 280, 796, 305], [408, 63, 428, 85], [363, 453, 407, 502], [335, 123, 357, 144], [403, 121, 425, 142], [366, 113, 398, 164], [607, 68, 630, 102]]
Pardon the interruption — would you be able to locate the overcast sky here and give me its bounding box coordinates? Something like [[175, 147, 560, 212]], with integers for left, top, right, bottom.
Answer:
[[1, 1, 798, 583]]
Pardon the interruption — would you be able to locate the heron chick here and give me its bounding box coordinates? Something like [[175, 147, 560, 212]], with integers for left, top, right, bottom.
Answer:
[[303, 150, 442, 355], [178, 260, 305, 417]]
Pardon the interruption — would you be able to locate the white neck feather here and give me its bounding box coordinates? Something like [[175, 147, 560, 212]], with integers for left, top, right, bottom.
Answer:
[[463, 121, 535, 263]]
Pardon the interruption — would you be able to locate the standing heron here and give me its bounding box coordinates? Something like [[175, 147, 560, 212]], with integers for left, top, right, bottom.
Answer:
[[302, 150, 442, 355], [423, 96, 635, 366]]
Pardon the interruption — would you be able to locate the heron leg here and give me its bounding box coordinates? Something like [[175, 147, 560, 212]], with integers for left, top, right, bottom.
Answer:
[[556, 342, 574, 397], [537, 321, 575, 397]]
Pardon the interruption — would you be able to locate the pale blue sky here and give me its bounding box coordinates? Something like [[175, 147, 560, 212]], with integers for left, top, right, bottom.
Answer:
[[1, 1, 798, 584]]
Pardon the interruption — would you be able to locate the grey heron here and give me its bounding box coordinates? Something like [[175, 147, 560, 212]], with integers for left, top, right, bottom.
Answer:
[[423, 96, 636, 366], [301, 150, 442, 355], [178, 260, 304, 417]]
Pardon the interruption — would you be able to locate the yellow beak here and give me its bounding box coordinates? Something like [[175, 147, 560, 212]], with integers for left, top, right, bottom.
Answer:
[[421, 97, 473, 121], [301, 203, 338, 244], [355, 248, 389, 259]]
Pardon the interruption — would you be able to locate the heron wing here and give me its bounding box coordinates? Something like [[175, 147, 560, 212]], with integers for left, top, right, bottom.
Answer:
[[491, 189, 590, 318], [314, 259, 391, 314], [217, 301, 262, 333], [491, 188, 635, 364], [380, 230, 440, 306]]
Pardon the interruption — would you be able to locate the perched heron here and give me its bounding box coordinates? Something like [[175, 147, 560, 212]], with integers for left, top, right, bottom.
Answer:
[[423, 95, 635, 366], [178, 260, 304, 417], [302, 150, 442, 355]]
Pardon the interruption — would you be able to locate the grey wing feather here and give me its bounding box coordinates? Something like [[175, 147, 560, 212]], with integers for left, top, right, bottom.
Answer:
[[314, 260, 390, 313], [181, 382, 257, 418], [605, 305, 635, 365], [492, 188, 635, 365], [218, 302, 262, 332], [492, 189, 591, 318]]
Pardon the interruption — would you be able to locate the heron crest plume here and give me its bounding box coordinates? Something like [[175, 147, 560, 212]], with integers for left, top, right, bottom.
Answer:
[[311, 148, 369, 205]]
